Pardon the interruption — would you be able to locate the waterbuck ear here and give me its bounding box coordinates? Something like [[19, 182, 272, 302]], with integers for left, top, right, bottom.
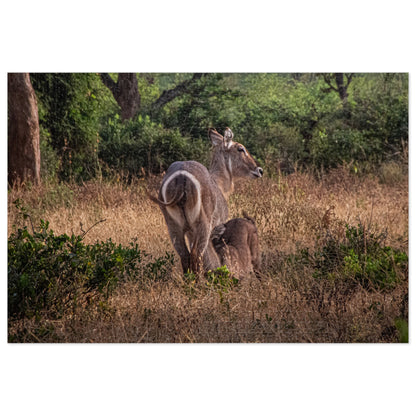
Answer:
[[211, 224, 226, 242], [208, 128, 224, 147], [223, 127, 234, 142], [223, 127, 234, 148]]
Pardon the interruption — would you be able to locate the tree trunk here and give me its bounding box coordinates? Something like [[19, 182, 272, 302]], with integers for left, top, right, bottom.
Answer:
[[321, 73, 354, 103], [8, 73, 41, 185], [100, 73, 206, 120], [335, 73, 348, 102], [100, 73, 141, 120]]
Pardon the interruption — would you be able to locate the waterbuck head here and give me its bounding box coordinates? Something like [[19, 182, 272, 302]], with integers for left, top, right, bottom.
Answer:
[[208, 128, 263, 196]]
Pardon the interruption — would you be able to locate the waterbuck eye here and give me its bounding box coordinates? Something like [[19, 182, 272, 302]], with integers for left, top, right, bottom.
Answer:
[[238, 146, 245, 153]]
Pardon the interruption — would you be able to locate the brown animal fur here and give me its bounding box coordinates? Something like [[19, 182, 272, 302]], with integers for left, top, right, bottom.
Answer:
[[149, 128, 262, 275], [211, 215, 261, 280]]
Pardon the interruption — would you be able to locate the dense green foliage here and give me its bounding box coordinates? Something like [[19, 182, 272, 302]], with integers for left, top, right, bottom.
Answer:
[[294, 222, 408, 291], [206, 266, 239, 291], [31, 73, 408, 181], [8, 216, 174, 319], [31, 73, 116, 181], [99, 114, 208, 177]]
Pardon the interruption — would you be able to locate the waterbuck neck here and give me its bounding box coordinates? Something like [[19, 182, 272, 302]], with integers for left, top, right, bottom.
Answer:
[[209, 150, 234, 199]]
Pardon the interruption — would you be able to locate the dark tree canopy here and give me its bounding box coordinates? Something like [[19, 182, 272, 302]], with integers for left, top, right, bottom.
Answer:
[[100, 73, 206, 120]]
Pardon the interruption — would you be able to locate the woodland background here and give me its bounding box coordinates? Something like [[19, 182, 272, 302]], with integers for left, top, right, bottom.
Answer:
[[8, 73, 408, 184]]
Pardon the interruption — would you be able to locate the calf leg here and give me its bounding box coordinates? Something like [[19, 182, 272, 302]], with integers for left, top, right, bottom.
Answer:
[[249, 230, 261, 277]]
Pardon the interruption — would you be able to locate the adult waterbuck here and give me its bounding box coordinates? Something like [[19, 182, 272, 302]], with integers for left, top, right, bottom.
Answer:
[[150, 127, 263, 275], [211, 215, 261, 280]]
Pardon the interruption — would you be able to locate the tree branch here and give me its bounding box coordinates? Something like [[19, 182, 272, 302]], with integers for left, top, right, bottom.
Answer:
[[322, 73, 338, 93], [150, 73, 205, 113], [345, 73, 354, 88], [99, 73, 119, 96]]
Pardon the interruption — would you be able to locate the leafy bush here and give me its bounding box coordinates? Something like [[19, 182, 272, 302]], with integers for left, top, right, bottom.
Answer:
[[206, 266, 239, 292], [99, 114, 208, 177], [8, 219, 174, 319], [349, 74, 408, 157], [39, 126, 61, 181], [32, 73, 115, 181], [143, 252, 175, 282], [300, 223, 408, 290], [310, 127, 376, 169], [205, 266, 239, 305], [394, 318, 408, 343], [160, 74, 245, 140]]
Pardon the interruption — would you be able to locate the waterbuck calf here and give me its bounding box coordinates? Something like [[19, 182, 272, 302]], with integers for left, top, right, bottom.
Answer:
[[211, 215, 260, 280], [150, 128, 263, 275]]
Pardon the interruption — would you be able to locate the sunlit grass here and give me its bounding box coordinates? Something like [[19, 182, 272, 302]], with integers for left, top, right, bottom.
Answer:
[[8, 167, 408, 342]]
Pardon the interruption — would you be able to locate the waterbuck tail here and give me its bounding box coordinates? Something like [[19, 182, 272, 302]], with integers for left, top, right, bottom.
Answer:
[[147, 189, 185, 207]]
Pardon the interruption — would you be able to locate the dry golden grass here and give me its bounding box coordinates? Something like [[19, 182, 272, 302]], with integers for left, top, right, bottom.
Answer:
[[8, 167, 408, 343]]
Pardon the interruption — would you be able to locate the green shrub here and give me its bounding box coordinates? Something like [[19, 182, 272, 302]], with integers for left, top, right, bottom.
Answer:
[[159, 73, 243, 140], [143, 252, 175, 282], [205, 266, 239, 305], [99, 114, 208, 177], [206, 266, 239, 292], [394, 318, 408, 343], [32, 73, 114, 181], [300, 223, 408, 290], [39, 127, 61, 181], [310, 127, 374, 169], [8, 219, 174, 319]]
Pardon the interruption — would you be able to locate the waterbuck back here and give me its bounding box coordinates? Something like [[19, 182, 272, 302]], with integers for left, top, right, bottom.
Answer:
[[211, 215, 261, 280], [150, 127, 263, 275]]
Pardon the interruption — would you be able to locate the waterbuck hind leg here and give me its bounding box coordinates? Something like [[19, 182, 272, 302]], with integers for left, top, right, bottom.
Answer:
[[161, 210, 191, 273], [189, 215, 220, 276], [190, 241, 220, 276], [177, 240, 191, 273], [203, 240, 221, 271], [171, 232, 191, 273]]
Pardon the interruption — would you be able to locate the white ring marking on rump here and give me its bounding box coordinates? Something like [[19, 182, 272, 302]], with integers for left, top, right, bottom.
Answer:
[[161, 170, 202, 226]]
